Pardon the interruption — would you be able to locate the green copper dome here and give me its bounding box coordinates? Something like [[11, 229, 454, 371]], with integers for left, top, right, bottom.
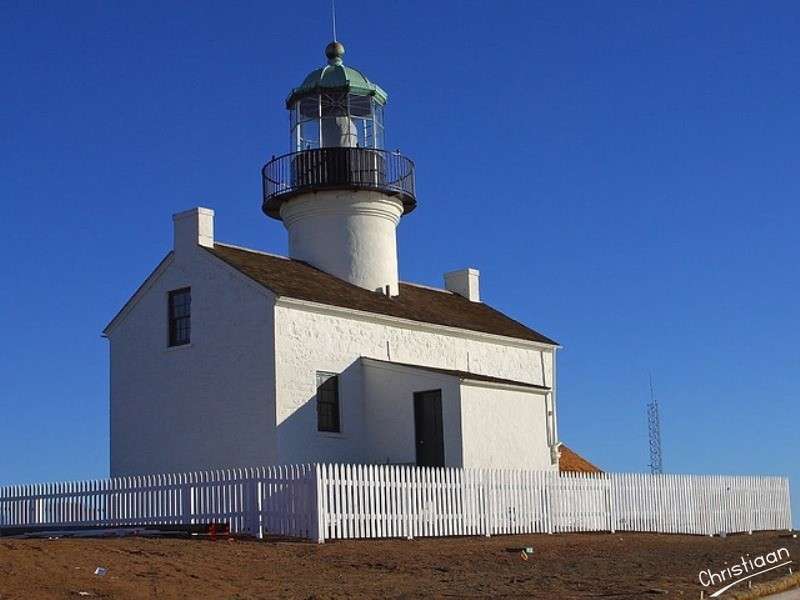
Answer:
[[286, 41, 388, 108]]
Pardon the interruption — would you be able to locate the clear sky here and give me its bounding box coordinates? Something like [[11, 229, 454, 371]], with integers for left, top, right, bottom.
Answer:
[[1, 1, 798, 523]]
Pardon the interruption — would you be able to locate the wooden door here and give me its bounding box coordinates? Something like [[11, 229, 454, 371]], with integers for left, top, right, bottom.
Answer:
[[413, 390, 445, 467]]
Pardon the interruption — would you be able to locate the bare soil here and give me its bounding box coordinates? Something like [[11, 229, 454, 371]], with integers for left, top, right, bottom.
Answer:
[[0, 531, 797, 599]]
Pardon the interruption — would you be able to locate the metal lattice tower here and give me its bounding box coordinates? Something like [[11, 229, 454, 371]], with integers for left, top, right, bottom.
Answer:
[[647, 374, 664, 474]]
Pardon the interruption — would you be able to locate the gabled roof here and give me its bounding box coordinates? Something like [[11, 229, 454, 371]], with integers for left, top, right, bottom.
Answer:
[[362, 357, 550, 391], [558, 444, 602, 473], [205, 243, 558, 346]]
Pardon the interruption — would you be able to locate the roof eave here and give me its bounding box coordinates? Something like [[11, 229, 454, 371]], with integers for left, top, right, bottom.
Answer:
[[277, 295, 559, 350], [285, 84, 388, 109], [361, 357, 550, 392], [102, 252, 174, 337], [207, 242, 559, 349]]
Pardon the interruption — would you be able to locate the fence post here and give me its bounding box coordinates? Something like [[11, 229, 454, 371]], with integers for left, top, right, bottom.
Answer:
[[545, 471, 554, 534], [607, 475, 616, 533], [484, 469, 493, 538], [479, 469, 490, 537], [28, 495, 37, 526], [314, 464, 325, 544], [243, 472, 260, 538], [180, 474, 192, 526]]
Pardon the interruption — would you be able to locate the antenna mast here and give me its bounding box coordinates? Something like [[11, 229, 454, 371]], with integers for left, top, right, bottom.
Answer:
[[647, 374, 664, 474], [331, 0, 337, 40]]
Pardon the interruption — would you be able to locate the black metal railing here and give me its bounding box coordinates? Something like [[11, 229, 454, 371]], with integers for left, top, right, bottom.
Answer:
[[262, 147, 416, 218]]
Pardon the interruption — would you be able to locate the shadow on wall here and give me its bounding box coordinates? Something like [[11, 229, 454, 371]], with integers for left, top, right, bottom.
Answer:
[[275, 358, 449, 467], [276, 360, 373, 465]]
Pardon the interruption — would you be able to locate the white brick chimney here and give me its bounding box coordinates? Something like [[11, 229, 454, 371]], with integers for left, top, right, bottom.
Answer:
[[173, 207, 214, 254], [444, 268, 480, 302]]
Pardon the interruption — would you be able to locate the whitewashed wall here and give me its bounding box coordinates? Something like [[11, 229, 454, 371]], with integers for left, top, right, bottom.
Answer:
[[108, 246, 278, 476], [361, 359, 462, 466], [274, 300, 556, 466], [460, 383, 552, 470], [281, 190, 404, 295]]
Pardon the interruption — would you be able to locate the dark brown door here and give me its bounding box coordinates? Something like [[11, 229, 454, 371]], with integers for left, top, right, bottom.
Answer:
[[414, 390, 445, 467]]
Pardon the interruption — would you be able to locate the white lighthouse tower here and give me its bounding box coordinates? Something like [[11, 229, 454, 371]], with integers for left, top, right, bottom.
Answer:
[[262, 41, 416, 296]]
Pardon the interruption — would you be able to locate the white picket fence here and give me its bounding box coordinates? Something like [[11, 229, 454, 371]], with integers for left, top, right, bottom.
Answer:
[[0, 465, 316, 539], [316, 466, 791, 541], [0, 464, 792, 543]]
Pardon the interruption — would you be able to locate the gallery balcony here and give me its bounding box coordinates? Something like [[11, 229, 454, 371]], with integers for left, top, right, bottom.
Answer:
[[262, 147, 416, 219]]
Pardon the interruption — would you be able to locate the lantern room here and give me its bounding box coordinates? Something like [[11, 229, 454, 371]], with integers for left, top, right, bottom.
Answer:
[[286, 41, 386, 151], [262, 40, 416, 220]]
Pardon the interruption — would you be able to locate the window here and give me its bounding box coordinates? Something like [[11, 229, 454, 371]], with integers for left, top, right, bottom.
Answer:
[[316, 372, 340, 433], [168, 288, 191, 347], [289, 94, 384, 151]]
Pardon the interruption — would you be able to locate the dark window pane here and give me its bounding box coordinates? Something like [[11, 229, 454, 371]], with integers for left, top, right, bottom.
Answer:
[[316, 373, 340, 432], [168, 287, 191, 346]]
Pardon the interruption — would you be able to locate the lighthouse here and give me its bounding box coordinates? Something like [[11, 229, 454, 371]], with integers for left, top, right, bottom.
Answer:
[[261, 41, 416, 296], [105, 37, 560, 478]]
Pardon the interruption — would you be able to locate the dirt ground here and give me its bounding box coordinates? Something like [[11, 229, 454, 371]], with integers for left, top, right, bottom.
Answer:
[[0, 531, 797, 599]]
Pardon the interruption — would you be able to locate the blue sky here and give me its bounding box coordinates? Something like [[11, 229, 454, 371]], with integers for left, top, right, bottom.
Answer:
[[1, 1, 798, 523]]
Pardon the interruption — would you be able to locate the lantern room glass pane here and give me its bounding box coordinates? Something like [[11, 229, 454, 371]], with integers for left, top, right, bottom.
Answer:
[[322, 117, 357, 147], [297, 120, 320, 150], [348, 94, 372, 118], [292, 98, 321, 150], [298, 97, 319, 120], [290, 93, 386, 150], [374, 104, 384, 149], [350, 116, 374, 148], [320, 91, 348, 117], [321, 91, 355, 147]]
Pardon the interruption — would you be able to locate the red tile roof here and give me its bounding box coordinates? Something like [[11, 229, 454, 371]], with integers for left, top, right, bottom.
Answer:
[[559, 444, 602, 473]]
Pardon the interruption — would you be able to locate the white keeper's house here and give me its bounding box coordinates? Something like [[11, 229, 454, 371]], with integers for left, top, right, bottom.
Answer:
[[104, 41, 565, 477]]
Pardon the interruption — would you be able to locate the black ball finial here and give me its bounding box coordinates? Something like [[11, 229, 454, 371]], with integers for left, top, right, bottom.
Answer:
[[325, 41, 345, 65]]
